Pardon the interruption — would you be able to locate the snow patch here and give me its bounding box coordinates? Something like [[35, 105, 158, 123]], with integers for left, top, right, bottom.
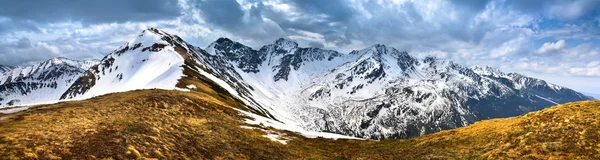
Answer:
[[0, 106, 30, 114], [174, 88, 191, 92], [186, 84, 197, 89], [263, 134, 288, 144], [235, 108, 362, 140], [535, 95, 559, 105], [240, 125, 290, 144]]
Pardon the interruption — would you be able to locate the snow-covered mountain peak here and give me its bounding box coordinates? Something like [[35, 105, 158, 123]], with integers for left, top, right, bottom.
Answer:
[[471, 65, 506, 77], [0, 28, 195, 108], [350, 44, 415, 64], [351, 44, 401, 55], [274, 38, 299, 49], [0, 57, 97, 85], [362, 44, 388, 53], [47, 57, 71, 64], [0, 57, 97, 107], [60, 28, 189, 100], [41, 57, 98, 70], [257, 38, 299, 57], [141, 27, 171, 37], [214, 37, 235, 44], [206, 37, 256, 57], [123, 28, 191, 53], [0, 29, 592, 140], [198, 36, 591, 139], [124, 28, 171, 49]]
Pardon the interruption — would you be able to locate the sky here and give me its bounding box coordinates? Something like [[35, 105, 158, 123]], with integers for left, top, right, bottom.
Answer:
[[0, 0, 599, 97]]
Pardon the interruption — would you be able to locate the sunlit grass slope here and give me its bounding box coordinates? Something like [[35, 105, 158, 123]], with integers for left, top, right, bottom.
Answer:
[[0, 75, 598, 159]]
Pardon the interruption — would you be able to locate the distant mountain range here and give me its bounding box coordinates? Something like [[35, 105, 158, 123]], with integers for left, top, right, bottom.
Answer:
[[0, 28, 592, 139], [0, 58, 96, 106]]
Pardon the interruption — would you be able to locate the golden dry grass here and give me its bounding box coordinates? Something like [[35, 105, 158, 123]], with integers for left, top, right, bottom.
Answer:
[[0, 89, 297, 159], [0, 74, 598, 159]]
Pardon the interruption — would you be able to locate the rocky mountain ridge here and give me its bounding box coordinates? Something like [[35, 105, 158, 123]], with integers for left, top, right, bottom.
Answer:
[[0, 28, 592, 139]]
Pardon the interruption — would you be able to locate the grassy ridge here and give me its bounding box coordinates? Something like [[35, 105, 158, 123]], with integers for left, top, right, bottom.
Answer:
[[0, 77, 598, 159], [0, 90, 296, 159]]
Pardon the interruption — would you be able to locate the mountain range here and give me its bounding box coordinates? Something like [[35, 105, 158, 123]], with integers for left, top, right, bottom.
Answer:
[[0, 28, 592, 139]]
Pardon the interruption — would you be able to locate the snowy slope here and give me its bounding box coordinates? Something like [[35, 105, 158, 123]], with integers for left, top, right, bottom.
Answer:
[[203, 38, 592, 139], [0, 29, 591, 140], [0, 28, 189, 108], [61, 29, 185, 100]]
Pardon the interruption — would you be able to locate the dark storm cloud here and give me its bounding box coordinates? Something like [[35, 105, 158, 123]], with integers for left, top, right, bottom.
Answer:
[[0, 0, 181, 25]]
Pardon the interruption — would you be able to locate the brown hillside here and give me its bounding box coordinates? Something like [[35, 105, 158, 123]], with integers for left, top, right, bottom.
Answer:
[[0, 76, 598, 159]]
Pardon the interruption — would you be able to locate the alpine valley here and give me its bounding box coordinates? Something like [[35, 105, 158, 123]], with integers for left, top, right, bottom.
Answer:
[[0, 28, 593, 140]]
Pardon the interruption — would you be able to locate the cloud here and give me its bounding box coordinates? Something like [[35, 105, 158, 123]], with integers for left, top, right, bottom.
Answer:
[[545, 0, 599, 20], [563, 43, 600, 60], [288, 0, 356, 22], [188, 0, 285, 47], [0, 0, 182, 25], [504, 0, 600, 20], [0, 40, 61, 66], [0, 21, 162, 66], [508, 42, 600, 77], [450, 0, 493, 11], [308, 41, 325, 48], [0, 0, 598, 91], [569, 67, 600, 77], [588, 61, 600, 68], [195, 0, 244, 30], [16, 38, 31, 49], [536, 40, 566, 54]]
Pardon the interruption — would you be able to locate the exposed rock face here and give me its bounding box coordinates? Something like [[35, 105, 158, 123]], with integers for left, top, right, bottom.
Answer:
[[203, 38, 592, 139], [0, 29, 592, 140]]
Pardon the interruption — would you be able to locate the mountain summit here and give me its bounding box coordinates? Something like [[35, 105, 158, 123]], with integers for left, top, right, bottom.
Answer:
[[202, 35, 592, 139], [0, 29, 592, 140]]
